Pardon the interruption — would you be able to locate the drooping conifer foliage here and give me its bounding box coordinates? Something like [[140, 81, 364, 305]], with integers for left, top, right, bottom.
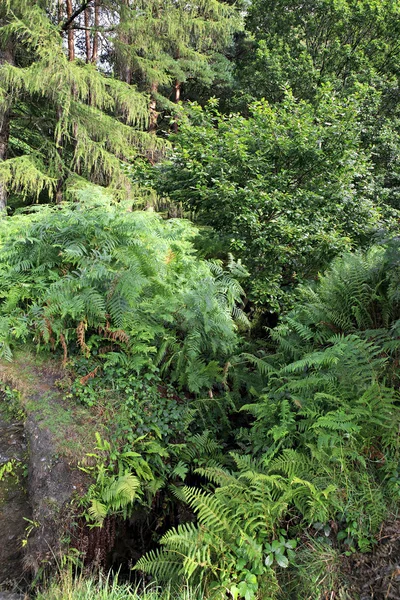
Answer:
[[0, 0, 240, 209], [0, 1, 160, 207], [113, 0, 240, 124]]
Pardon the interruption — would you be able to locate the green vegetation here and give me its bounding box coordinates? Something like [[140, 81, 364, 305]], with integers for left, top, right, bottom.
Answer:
[[35, 573, 203, 600], [151, 92, 384, 309], [136, 244, 400, 599], [1, 1, 400, 599]]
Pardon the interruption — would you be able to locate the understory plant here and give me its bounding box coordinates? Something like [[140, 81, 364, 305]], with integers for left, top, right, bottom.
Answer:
[[136, 242, 400, 599], [0, 192, 252, 537], [0, 192, 247, 394], [35, 570, 203, 600]]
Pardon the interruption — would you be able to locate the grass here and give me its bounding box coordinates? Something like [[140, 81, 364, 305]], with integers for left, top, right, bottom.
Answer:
[[35, 572, 205, 600], [0, 348, 107, 462]]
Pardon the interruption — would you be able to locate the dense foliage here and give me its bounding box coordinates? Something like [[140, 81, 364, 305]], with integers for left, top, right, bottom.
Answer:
[[0, 193, 245, 391], [0, 0, 239, 209], [150, 91, 388, 309], [2, 1, 400, 599], [137, 243, 400, 599], [240, 0, 400, 103]]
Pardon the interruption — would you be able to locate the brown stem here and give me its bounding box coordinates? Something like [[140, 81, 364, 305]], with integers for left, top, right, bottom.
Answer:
[[91, 0, 99, 63], [58, 0, 64, 24], [149, 82, 158, 133], [84, 6, 91, 63], [118, 0, 131, 83], [61, 0, 93, 31], [66, 0, 75, 61], [174, 80, 181, 103], [172, 80, 181, 133], [55, 106, 65, 204]]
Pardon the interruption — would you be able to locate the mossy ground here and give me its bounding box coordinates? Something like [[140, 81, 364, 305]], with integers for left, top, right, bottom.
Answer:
[[0, 349, 108, 463]]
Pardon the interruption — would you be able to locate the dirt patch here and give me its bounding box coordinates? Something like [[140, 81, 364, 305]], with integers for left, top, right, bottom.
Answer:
[[344, 521, 400, 599]]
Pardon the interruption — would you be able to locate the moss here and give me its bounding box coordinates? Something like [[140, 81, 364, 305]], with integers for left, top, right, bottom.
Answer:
[[0, 467, 22, 508], [0, 349, 106, 464]]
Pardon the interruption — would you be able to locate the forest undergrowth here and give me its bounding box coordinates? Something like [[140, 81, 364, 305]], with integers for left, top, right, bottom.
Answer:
[[2, 1, 400, 599]]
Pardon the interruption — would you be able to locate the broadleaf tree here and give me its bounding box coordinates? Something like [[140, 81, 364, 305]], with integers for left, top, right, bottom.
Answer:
[[151, 90, 390, 310]]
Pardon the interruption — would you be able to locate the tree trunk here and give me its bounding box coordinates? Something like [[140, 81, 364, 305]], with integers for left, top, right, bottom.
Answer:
[[149, 82, 158, 133], [172, 80, 181, 133], [0, 115, 10, 212], [91, 0, 99, 63], [84, 7, 91, 63], [66, 0, 75, 61], [172, 47, 181, 133], [123, 61, 131, 85], [174, 80, 181, 103], [0, 41, 14, 212], [58, 0, 63, 25], [55, 106, 65, 204], [120, 0, 131, 83]]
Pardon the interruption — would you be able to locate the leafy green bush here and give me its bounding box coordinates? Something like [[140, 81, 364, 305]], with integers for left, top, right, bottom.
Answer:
[[151, 91, 387, 309]]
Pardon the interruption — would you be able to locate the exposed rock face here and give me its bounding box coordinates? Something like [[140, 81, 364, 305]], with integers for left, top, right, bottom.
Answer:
[[0, 415, 31, 589], [0, 356, 90, 587], [24, 410, 81, 573]]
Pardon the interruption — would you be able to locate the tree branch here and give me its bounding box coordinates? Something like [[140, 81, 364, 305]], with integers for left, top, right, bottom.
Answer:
[[61, 0, 93, 31], [70, 25, 115, 32]]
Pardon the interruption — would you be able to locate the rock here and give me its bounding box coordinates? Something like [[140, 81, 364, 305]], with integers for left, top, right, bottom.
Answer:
[[24, 409, 80, 573], [0, 416, 31, 589], [0, 355, 91, 582]]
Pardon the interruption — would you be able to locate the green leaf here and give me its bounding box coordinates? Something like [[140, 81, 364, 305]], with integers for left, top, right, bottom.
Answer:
[[237, 581, 248, 597], [275, 553, 289, 568], [264, 554, 274, 567], [230, 586, 239, 600], [271, 539, 282, 552]]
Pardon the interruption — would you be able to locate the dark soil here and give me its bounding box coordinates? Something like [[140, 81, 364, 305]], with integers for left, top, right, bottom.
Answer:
[[344, 521, 400, 599]]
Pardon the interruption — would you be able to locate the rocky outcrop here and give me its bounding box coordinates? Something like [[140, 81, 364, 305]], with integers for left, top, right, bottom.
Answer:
[[24, 409, 84, 574], [0, 415, 30, 590], [0, 354, 90, 587]]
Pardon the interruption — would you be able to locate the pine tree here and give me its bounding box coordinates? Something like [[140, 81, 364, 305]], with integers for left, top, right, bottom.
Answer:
[[111, 0, 240, 129], [0, 4, 15, 211], [0, 1, 158, 208]]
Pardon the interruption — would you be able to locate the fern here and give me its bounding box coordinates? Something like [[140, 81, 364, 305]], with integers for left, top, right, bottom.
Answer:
[[86, 472, 141, 527], [0, 197, 244, 395]]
